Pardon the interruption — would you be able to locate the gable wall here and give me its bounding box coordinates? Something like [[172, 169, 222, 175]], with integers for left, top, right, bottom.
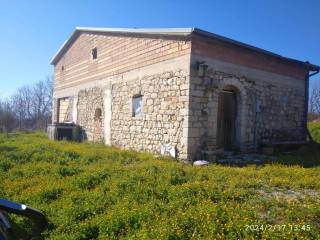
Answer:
[[53, 33, 191, 91], [52, 33, 192, 159]]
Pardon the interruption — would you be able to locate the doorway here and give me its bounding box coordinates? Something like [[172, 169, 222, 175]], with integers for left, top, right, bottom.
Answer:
[[217, 87, 238, 150]]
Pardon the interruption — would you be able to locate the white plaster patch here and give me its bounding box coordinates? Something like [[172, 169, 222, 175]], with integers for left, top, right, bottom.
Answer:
[[160, 143, 176, 158]]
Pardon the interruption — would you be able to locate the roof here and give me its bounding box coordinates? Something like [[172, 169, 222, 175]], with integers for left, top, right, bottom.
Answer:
[[50, 27, 320, 71]]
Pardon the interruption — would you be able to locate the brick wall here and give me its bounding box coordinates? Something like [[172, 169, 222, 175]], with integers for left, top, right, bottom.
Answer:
[[191, 35, 309, 80], [54, 33, 191, 91]]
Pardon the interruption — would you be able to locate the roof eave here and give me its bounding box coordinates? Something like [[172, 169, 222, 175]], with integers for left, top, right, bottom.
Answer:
[[305, 64, 320, 72], [75, 27, 194, 35]]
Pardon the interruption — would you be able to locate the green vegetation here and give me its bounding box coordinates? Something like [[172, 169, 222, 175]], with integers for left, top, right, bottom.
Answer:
[[0, 131, 319, 240], [309, 121, 320, 143]]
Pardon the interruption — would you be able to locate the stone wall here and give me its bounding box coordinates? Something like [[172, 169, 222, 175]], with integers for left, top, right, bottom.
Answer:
[[54, 60, 306, 161], [187, 56, 306, 159], [52, 54, 191, 159], [111, 69, 189, 159], [52, 98, 58, 123], [249, 79, 306, 145], [77, 87, 105, 142]]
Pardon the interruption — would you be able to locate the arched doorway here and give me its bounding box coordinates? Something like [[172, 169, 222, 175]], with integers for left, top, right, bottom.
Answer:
[[216, 86, 239, 150]]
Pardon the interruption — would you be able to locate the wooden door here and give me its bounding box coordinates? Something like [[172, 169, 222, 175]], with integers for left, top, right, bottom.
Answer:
[[217, 90, 237, 150]]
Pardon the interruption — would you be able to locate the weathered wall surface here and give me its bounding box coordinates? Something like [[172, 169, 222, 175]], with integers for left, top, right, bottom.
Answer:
[[51, 30, 310, 161], [111, 69, 189, 159], [77, 87, 105, 142], [53, 33, 191, 92], [186, 36, 308, 159], [52, 31, 192, 156], [188, 54, 306, 158], [53, 53, 191, 159], [52, 99, 58, 123]]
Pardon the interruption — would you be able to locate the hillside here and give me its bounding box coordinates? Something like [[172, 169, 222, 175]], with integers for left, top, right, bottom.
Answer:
[[0, 131, 319, 239]]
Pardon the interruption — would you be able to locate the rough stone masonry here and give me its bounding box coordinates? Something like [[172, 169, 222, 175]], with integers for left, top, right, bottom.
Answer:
[[49, 27, 319, 161], [111, 70, 189, 159]]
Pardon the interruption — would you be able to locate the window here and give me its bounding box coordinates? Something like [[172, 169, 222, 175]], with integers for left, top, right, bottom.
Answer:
[[91, 48, 97, 59], [61, 66, 65, 71], [132, 95, 142, 117]]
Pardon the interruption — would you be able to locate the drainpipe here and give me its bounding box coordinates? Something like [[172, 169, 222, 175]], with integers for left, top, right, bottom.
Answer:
[[305, 69, 319, 142]]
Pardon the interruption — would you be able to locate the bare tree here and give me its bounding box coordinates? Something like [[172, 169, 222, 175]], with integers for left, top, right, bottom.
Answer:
[[0, 99, 16, 134], [11, 88, 28, 130], [20, 85, 33, 120], [0, 76, 53, 133], [30, 77, 53, 130]]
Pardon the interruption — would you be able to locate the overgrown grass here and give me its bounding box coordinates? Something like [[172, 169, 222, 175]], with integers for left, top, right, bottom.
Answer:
[[0, 131, 320, 239]]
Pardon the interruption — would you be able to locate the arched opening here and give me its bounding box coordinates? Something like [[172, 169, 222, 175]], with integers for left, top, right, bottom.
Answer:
[[216, 85, 240, 150], [94, 108, 102, 121]]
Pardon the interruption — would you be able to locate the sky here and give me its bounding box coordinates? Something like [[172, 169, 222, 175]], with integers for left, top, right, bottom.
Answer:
[[0, 0, 319, 97]]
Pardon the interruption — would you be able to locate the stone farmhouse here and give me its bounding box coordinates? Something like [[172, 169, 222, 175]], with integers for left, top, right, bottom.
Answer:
[[49, 27, 319, 160]]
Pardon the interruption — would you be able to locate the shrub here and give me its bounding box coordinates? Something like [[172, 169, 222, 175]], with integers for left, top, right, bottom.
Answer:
[[57, 167, 79, 177], [40, 188, 63, 203], [170, 168, 188, 185], [0, 160, 12, 172], [76, 172, 109, 190]]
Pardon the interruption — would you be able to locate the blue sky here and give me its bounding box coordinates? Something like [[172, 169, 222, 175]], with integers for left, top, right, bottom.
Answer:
[[0, 0, 319, 97]]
